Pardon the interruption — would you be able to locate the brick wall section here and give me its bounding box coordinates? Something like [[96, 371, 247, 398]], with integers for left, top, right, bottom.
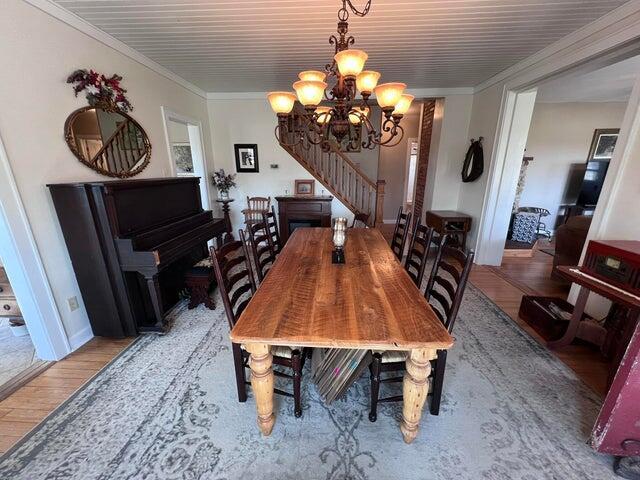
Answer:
[[413, 99, 436, 225]]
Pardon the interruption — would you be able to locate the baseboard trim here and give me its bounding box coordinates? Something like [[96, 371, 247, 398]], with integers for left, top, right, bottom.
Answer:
[[67, 325, 94, 351]]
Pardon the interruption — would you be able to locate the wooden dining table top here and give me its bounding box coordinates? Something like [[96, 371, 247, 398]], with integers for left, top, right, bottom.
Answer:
[[230, 227, 453, 351]]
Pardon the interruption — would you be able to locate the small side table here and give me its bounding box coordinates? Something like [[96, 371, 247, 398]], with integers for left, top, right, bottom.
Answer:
[[184, 266, 216, 310], [216, 198, 235, 245], [425, 210, 472, 250]]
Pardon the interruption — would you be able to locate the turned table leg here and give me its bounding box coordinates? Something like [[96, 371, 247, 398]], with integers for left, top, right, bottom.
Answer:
[[246, 343, 275, 436], [400, 348, 435, 444]]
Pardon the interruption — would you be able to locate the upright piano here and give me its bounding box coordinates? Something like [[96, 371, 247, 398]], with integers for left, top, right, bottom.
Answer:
[[49, 178, 229, 337]]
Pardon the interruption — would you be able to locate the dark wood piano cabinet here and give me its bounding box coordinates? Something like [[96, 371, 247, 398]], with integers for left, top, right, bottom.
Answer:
[[48, 177, 228, 337]]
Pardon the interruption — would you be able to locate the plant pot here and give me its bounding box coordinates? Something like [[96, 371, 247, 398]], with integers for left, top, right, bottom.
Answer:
[[218, 191, 229, 200]]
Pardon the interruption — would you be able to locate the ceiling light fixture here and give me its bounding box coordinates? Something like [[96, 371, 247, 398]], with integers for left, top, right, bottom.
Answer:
[[267, 0, 412, 151]]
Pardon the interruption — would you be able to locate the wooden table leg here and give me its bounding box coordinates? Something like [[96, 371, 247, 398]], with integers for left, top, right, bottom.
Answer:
[[246, 343, 275, 436], [400, 348, 435, 444], [548, 286, 589, 349]]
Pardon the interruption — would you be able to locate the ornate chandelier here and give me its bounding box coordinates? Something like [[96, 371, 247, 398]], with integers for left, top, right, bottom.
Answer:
[[267, 0, 413, 151]]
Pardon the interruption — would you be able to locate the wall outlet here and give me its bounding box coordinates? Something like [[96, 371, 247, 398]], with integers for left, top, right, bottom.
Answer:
[[67, 296, 79, 312]]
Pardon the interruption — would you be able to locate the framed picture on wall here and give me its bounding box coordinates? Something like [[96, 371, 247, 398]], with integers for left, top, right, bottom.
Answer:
[[295, 179, 315, 196], [587, 129, 619, 161], [234, 144, 259, 172]]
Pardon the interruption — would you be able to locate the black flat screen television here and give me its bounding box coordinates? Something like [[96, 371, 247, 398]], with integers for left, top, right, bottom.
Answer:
[[576, 160, 609, 207]]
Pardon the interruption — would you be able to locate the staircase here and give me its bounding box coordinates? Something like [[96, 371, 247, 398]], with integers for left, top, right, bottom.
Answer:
[[278, 114, 385, 226]]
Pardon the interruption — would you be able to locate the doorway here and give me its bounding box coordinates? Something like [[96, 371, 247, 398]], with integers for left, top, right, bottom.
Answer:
[[161, 108, 211, 211]]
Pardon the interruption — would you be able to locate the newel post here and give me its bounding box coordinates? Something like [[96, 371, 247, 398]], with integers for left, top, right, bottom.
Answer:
[[374, 179, 386, 227]]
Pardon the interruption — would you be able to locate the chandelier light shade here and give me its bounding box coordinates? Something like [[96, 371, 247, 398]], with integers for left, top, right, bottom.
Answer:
[[299, 70, 327, 82], [392, 94, 415, 116], [315, 106, 333, 124], [269, 1, 411, 151], [349, 106, 370, 124], [374, 82, 407, 109], [334, 49, 368, 77], [293, 80, 327, 107], [267, 91, 297, 114], [356, 71, 381, 94]]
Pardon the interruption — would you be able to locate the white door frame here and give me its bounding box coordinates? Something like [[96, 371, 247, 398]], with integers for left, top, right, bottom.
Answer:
[[160, 107, 211, 210], [475, 36, 640, 265], [402, 137, 419, 210], [0, 133, 70, 361]]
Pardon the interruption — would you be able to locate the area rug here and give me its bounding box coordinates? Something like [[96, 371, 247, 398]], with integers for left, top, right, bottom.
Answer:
[[0, 285, 616, 479]]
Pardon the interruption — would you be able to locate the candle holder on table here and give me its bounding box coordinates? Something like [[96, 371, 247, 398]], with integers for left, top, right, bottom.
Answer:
[[332, 217, 347, 264]]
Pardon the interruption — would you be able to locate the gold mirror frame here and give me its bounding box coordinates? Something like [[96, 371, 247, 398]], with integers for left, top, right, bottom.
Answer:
[[64, 104, 151, 178]]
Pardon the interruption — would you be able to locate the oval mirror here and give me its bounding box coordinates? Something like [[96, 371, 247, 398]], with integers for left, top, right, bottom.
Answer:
[[64, 106, 151, 178]]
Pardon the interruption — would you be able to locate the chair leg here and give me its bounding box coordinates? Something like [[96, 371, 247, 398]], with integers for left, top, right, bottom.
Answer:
[[292, 350, 302, 418], [369, 353, 382, 422], [232, 343, 247, 403], [430, 350, 447, 415]]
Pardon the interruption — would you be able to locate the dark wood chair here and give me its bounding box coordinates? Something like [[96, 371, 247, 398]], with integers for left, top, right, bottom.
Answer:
[[390, 207, 412, 260], [242, 196, 271, 226], [369, 242, 474, 420], [261, 206, 282, 255], [404, 221, 434, 287], [351, 212, 370, 228], [209, 238, 305, 417], [245, 220, 276, 283]]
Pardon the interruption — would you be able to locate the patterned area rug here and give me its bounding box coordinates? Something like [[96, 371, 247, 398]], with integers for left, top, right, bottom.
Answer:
[[0, 285, 616, 479]]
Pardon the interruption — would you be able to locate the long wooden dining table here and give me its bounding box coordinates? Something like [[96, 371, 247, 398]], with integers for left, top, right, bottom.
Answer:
[[230, 227, 453, 444]]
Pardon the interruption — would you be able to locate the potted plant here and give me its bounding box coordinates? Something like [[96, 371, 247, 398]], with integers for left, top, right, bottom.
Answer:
[[211, 169, 236, 200]]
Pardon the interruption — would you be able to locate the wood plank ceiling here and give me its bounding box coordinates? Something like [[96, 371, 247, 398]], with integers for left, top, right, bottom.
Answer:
[[53, 0, 629, 92]]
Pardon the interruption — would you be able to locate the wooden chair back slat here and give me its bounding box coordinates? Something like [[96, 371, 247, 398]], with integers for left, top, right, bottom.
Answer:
[[210, 239, 256, 329], [404, 221, 434, 287], [351, 212, 370, 228], [246, 221, 276, 282], [262, 206, 282, 254], [425, 239, 475, 333], [390, 207, 412, 260], [243, 196, 271, 226]]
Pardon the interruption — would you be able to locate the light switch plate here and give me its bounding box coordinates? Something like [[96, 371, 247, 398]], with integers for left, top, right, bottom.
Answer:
[[68, 296, 79, 312]]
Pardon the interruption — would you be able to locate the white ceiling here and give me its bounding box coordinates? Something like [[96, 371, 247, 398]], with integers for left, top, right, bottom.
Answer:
[[53, 0, 629, 92], [536, 55, 640, 103]]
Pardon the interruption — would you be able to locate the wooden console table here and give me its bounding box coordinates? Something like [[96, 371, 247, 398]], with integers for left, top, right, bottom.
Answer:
[[275, 196, 332, 243], [425, 210, 472, 249], [231, 228, 453, 444]]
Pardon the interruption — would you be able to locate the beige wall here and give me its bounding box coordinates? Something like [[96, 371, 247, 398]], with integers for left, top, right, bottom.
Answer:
[[0, 0, 212, 343], [207, 98, 353, 232], [456, 84, 504, 248], [424, 95, 474, 212], [520, 101, 627, 227], [378, 108, 421, 221]]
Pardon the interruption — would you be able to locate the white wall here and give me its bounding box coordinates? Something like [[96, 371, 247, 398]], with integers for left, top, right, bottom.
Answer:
[[424, 95, 474, 212], [0, 0, 212, 345], [520, 101, 627, 227], [457, 84, 504, 247], [207, 98, 353, 232]]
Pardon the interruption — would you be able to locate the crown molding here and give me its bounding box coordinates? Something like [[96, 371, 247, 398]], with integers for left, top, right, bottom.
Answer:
[[24, 0, 206, 99], [206, 92, 268, 100], [475, 1, 640, 93]]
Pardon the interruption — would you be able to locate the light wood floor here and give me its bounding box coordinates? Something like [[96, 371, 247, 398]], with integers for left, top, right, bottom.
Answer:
[[0, 337, 133, 454], [470, 249, 609, 396]]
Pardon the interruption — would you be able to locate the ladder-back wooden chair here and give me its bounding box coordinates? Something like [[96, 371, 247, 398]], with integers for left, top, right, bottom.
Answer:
[[404, 221, 434, 288], [350, 212, 370, 228], [242, 196, 271, 226], [368, 242, 474, 420], [209, 237, 305, 416], [390, 207, 412, 260], [244, 221, 276, 283], [261, 206, 282, 255]]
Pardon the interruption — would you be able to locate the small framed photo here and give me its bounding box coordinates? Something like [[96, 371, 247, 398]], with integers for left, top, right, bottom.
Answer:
[[587, 129, 619, 161], [295, 179, 315, 196], [234, 144, 259, 172]]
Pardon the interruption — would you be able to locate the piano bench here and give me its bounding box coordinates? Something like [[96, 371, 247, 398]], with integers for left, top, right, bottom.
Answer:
[[184, 266, 216, 311]]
